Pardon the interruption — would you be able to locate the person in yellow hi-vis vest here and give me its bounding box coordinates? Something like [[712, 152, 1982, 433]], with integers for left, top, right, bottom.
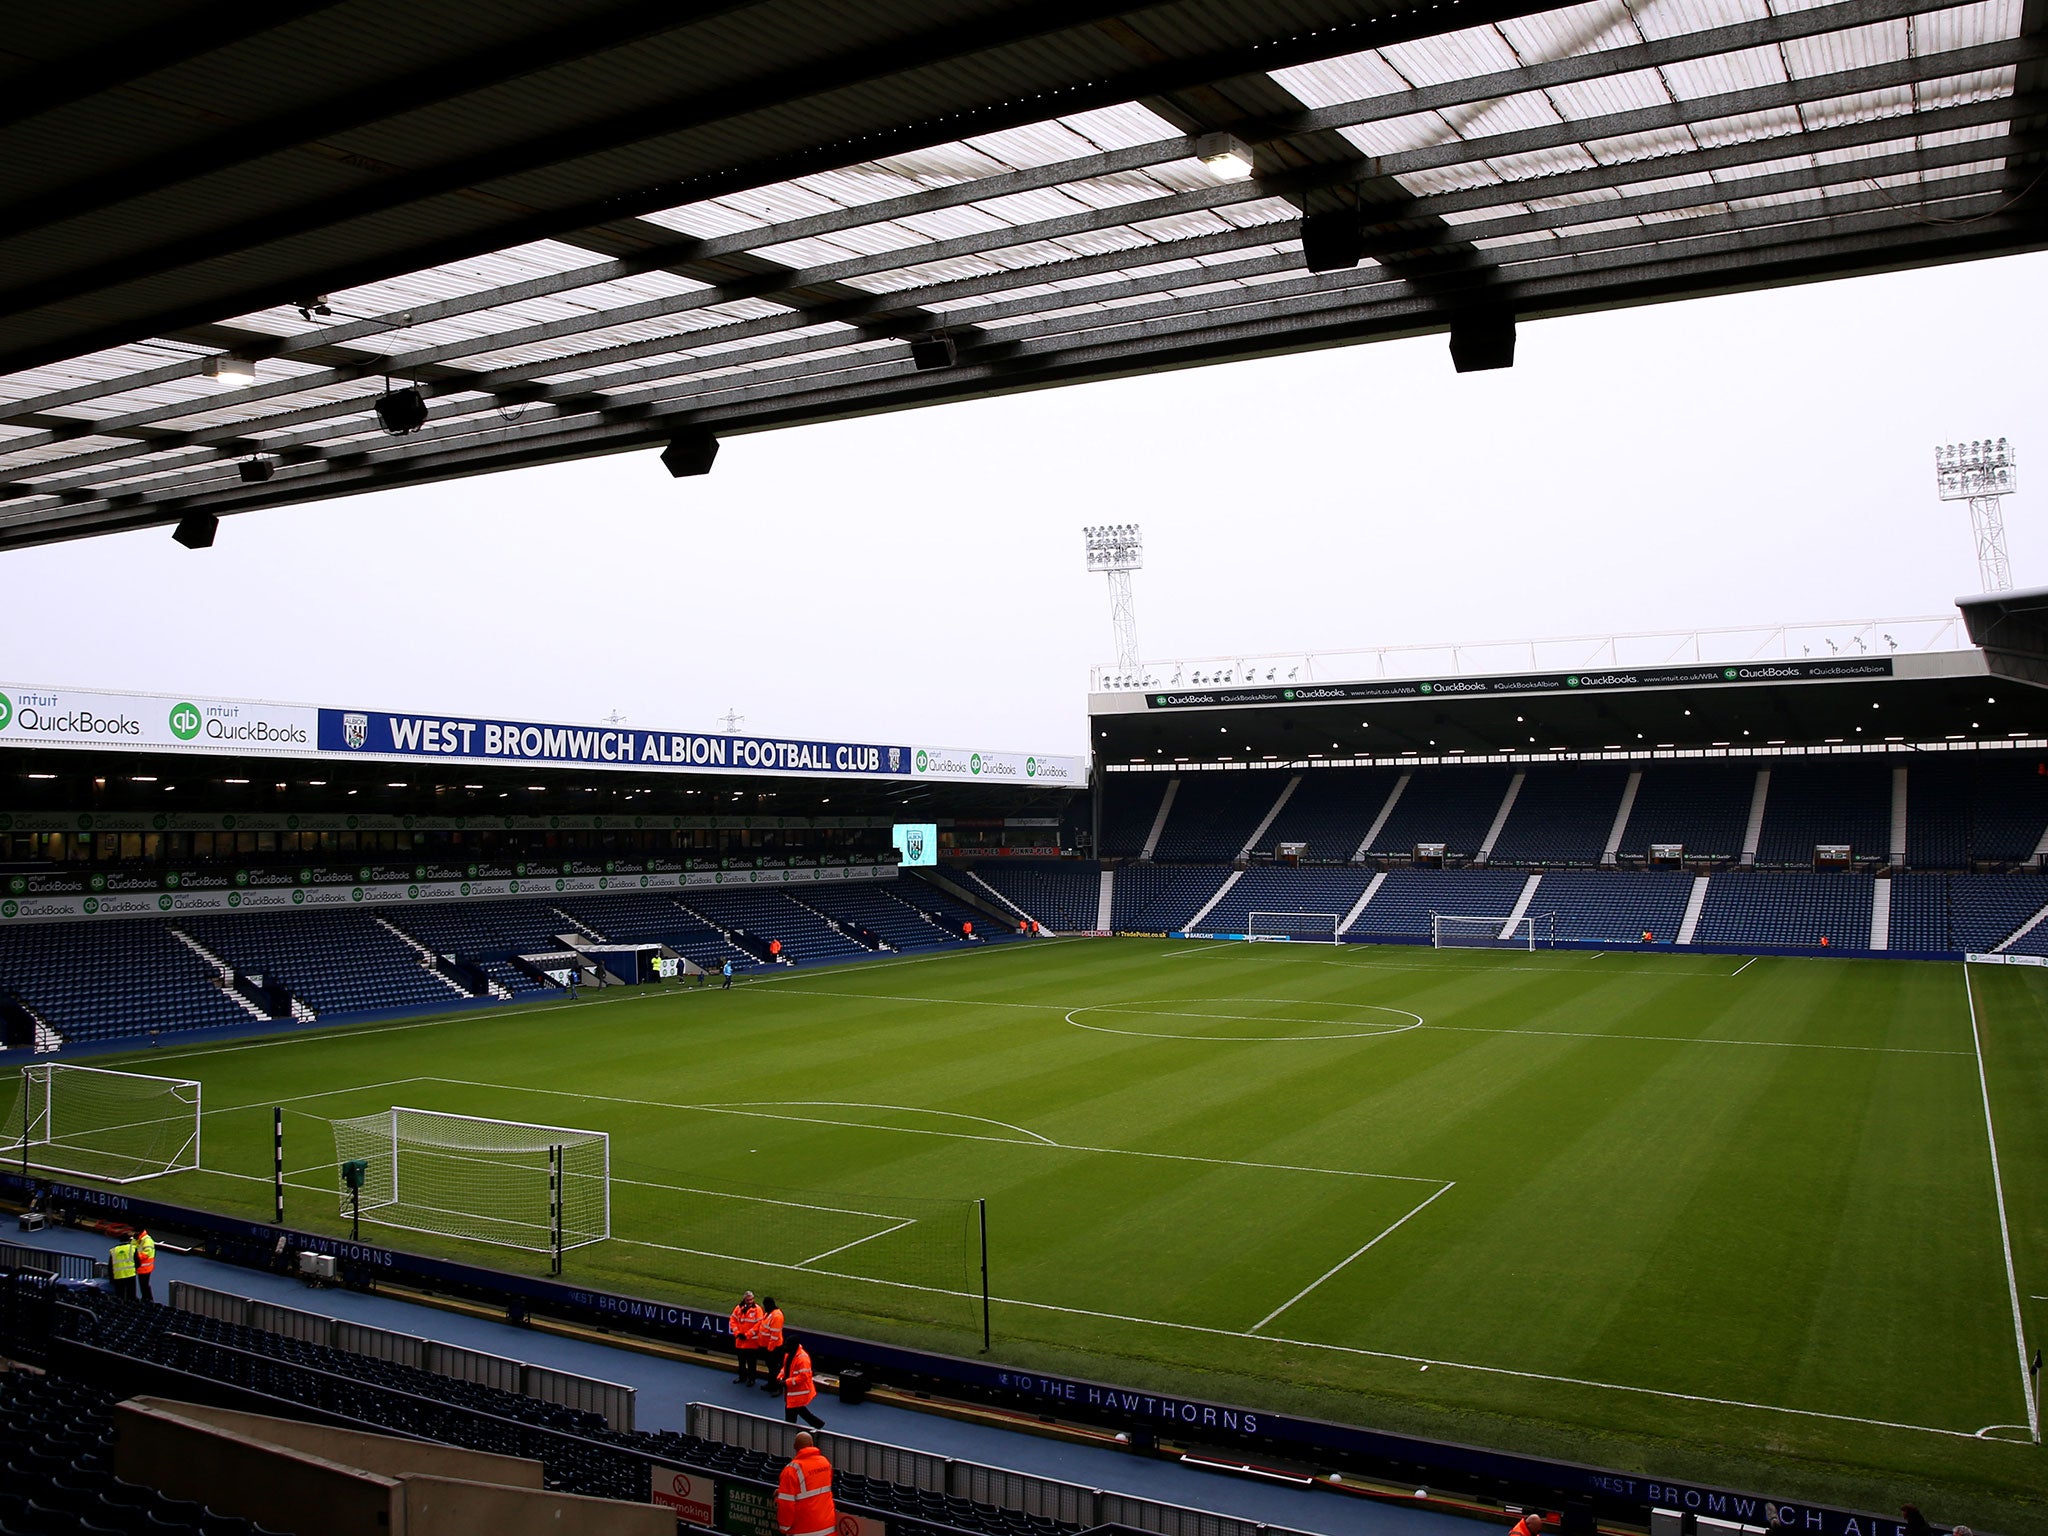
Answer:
[[133, 1227, 158, 1304], [108, 1236, 138, 1302]]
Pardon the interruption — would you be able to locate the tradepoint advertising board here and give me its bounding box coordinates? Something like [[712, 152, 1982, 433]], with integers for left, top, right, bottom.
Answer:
[[0, 683, 1086, 787]]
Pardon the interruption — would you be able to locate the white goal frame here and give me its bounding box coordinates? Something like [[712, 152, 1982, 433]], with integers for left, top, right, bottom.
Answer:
[[2, 1063, 202, 1184], [1432, 912, 1557, 950], [331, 1106, 610, 1256], [1247, 911, 1343, 943]]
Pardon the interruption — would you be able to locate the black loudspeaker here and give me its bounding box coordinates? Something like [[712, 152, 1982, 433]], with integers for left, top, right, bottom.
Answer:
[[1300, 210, 1365, 273], [374, 386, 429, 434], [1450, 309, 1516, 372], [910, 333, 957, 370], [171, 512, 218, 550], [239, 458, 273, 484], [660, 430, 719, 478]]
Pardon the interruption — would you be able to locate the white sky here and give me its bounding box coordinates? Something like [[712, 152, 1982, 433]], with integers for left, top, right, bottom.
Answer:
[[6, 250, 2043, 758]]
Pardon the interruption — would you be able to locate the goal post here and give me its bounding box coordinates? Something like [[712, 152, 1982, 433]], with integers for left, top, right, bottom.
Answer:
[[0, 1063, 201, 1184], [1432, 912, 1557, 950], [1246, 911, 1342, 944], [329, 1107, 609, 1255]]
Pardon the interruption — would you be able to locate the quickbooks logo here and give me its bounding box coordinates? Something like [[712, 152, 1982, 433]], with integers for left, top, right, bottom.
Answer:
[[916, 750, 930, 773], [1724, 668, 1738, 680], [970, 753, 983, 775], [1026, 757, 1037, 777], [168, 701, 202, 741], [0, 692, 11, 731]]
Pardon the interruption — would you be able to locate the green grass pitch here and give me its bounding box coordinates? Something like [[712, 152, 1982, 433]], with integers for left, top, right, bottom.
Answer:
[[41, 939, 2048, 1530]]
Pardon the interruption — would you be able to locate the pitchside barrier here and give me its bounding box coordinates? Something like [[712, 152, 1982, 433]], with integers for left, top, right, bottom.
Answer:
[[688, 1403, 1314, 1536], [168, 1279, 636, 1430], [0, 1169, 1914, 1536]]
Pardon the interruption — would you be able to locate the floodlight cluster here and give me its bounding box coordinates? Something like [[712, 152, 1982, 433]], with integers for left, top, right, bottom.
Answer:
[[1083, 523, 1143, 572], [1934, 437, 2017, 500]]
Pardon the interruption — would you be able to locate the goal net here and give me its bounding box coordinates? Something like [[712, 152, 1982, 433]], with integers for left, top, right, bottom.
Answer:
[[1247, 911, 1342, 944], [1432, 912, 1557, 950], [330, 1107, 609, 1254], [0, 1064, 201, 1184]]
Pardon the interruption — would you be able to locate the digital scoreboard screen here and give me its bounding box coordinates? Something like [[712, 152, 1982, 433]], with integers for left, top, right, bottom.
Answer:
[[892, 823, 937, 866]]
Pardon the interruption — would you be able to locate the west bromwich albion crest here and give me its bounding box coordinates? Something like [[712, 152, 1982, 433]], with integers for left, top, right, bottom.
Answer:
[[343, 713, 369, 750], [888, 747, 901, 772], [903, 827, 926, 861]]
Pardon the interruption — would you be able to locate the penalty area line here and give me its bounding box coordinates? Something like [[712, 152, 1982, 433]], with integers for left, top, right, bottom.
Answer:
[[797, 1217, 918, 1269], [1248, 1182, 1455, 1333]]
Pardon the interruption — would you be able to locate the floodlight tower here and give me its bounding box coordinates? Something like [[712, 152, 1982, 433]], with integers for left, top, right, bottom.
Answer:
[[1084, 524, 1144, 676], [1935, 438, 2019, 592]]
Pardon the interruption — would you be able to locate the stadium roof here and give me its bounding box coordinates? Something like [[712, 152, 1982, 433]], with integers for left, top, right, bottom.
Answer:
[[1, 0, 2043, 550], [1088, 642, 2048, 760]]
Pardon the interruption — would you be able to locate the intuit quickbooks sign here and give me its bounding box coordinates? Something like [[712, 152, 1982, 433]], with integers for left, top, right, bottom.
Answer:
[[0, 686, 314, 750]]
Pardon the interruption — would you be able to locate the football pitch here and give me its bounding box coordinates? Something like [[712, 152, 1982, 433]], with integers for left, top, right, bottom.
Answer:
[[58, 939, 2048, 1529]]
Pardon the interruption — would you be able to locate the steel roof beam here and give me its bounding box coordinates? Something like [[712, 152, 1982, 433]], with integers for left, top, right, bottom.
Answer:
[[6, 102, 2023, 492], [7, 186, 2018, 538], [7, 29, 2028, 469], [0, 0, 1982, 428], [0, 3, 769, 241]]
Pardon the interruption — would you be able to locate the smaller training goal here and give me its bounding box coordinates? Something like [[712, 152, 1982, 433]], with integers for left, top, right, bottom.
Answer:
[[1246, 911, 1343, 944], [1, 1063, 201, 1184], [330, 1107, 609, 1257], [1432, 912, 1557, 950]]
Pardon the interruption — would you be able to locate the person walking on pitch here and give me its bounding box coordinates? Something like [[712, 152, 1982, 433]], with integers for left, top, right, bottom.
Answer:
[[776, 1432, 836, 1536], [722, 958, 734, 989], [779, 1338, 825, 1429], [133, 1226, 158, 1303], [730, 1290, 765, 1384]]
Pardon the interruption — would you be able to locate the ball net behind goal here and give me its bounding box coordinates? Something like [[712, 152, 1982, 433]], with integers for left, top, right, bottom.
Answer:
[[0, 1063, 201, 1184], [330, 1107, 609, 1254]]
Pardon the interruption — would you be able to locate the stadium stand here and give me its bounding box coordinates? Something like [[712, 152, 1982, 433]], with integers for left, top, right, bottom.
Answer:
[[0, 921, 249, 1044], [1345, 868, 1530, 940], [1364, 768, 1511, 860], [0, 1355, 297, 1536], [679, 889, 871, 966], [894, 875, 1014, 939], [1256, 768, 1400, 862], [1528, 871, 1696, 944], [1905, 753, 2048, 866], [1201, 867, 1376, 934], [1488, 767, 1628, 867], [802, 883, 958, 951], [1149, 771, 1289, 862], [554, 892, 758, 971], [1886, 872, 2048, 951], [1691, 872, 1875, 948], [1098, 777, 1169, 858], [387, 899, 582, 963], [3, 1282, 1082, 1536], [175, 911, 467, 1017], [966, 861, 1101, 932], [1753, 759, 1892, 866], [1109, 865, 1232, 932], [1614, 761, 1758, 863]]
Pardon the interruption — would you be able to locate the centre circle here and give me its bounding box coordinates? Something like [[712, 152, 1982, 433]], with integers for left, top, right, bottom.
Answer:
[[1064, 997, 1422, 1042]]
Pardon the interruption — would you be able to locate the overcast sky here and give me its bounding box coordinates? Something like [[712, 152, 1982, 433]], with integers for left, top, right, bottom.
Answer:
[[6, 250, 2043, 758]]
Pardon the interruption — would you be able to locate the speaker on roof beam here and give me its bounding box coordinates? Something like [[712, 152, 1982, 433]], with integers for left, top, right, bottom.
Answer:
[[661, 429, 719, 478], [910, 333, 958, 371], [171, 512, 218, 550], [1300, 210, 1365, 273], [374, 386, 428, 434], [1450, 309, 1516, 372]]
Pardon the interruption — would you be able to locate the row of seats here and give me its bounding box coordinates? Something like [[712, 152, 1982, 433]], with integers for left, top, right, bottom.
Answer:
[[1099, 756, 2048, 866], [0, 922, 249, 1044], [32, 1288, 1071, 1536], [0, 1356, 295, 1536], [966, 861, 1100, 932], [179, 911, 463, 1016]]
